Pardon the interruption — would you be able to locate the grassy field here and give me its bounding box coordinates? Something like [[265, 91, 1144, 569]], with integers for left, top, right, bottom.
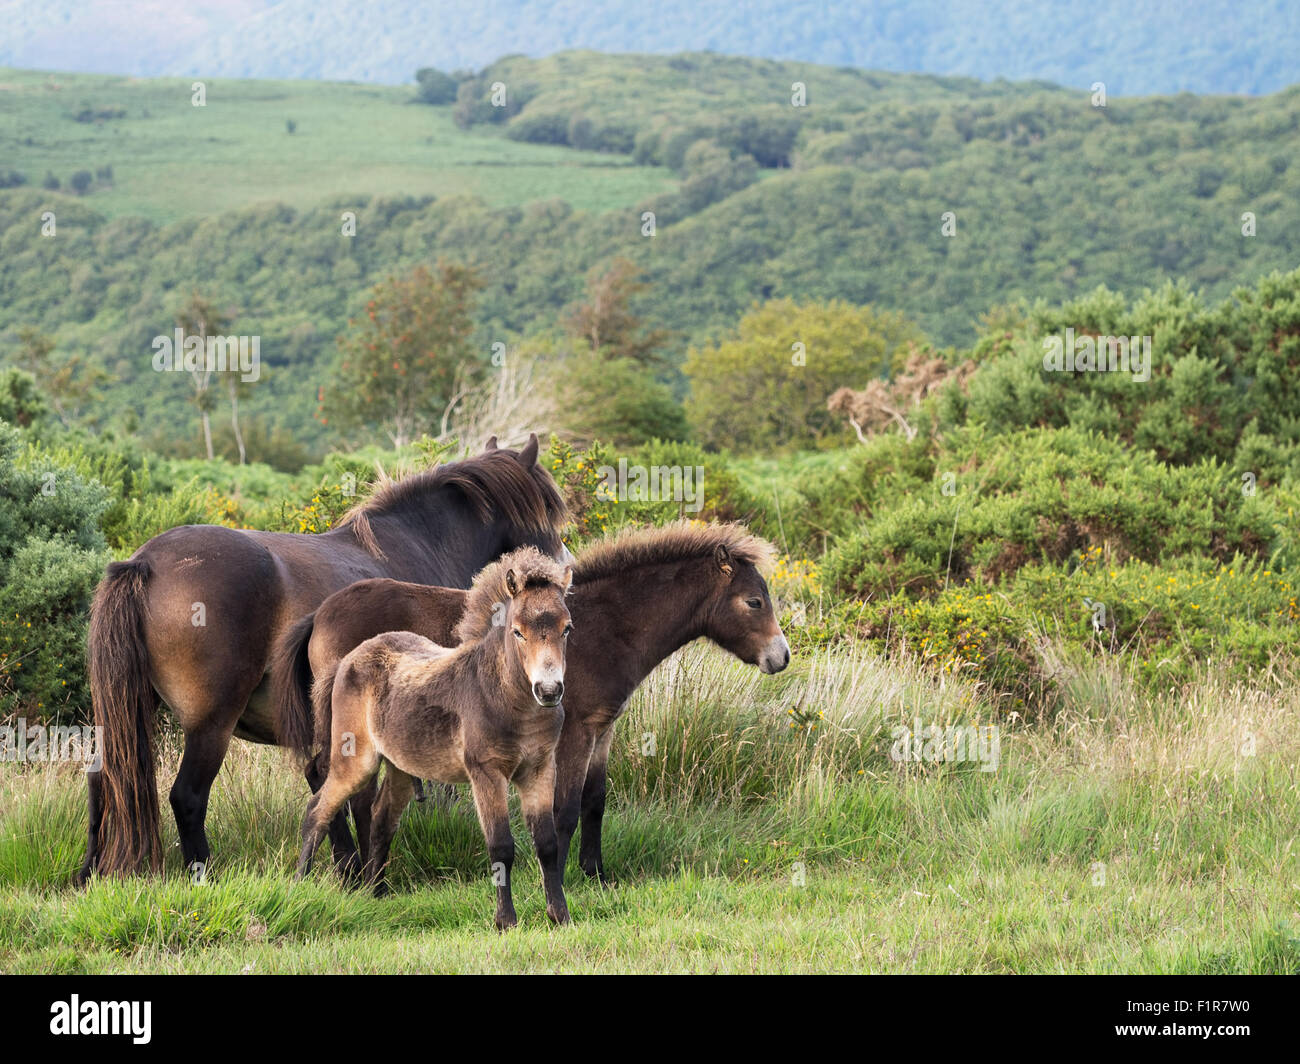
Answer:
[[0, 67, 676, 223], [2, 643, 1297, 974]]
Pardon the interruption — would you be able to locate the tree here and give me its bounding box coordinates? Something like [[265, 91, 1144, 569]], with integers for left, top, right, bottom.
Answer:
[[69, 170, 93, 195], [12, 327, 108, 428], [175, 292, 248, 461], [684, 299, 923, 452], [560, 350, 688, 447], [415, 67, 459, 105], [564, 257, 672, 366], [323, 263, 484, 447]]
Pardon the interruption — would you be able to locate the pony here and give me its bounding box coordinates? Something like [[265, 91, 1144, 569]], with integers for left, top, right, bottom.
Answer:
[[80, 435, 567, 881]]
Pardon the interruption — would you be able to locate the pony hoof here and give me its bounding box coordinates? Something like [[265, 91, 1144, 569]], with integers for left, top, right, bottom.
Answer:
[[494, 912, 518, 932], [548, 906, 571, 926]]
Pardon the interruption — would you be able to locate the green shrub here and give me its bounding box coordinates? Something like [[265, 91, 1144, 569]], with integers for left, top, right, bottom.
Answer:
[[0, 421, 111, 721]]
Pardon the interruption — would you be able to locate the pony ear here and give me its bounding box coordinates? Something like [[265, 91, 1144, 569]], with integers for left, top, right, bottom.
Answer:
[[517, 433, 539, 468], [561, 565, 573, 592], [715, 543, 734, 577], [484, 435, 499, 452], [505, 568, 520, 597]]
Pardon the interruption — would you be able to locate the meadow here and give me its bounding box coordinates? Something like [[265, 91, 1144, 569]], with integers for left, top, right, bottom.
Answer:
[[2, 644, 1296, 974], [0, 67, 675, 223]]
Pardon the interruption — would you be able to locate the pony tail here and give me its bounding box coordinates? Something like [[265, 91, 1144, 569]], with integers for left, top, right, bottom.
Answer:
[[88, 558, 163, 875], [271, 611, 319, 763]]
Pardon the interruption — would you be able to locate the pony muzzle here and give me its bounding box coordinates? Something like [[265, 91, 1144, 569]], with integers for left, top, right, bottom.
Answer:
[[532, 678, 564, 706], [759, 634, 791, 675]]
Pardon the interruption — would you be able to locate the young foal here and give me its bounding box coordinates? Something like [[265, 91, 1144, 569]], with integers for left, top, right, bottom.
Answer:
[[295, 548, 573, 930], [276, 522, 789, 886]]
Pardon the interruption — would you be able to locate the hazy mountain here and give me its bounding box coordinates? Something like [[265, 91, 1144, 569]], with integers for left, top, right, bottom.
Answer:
[[1, 0, 1294, 96]]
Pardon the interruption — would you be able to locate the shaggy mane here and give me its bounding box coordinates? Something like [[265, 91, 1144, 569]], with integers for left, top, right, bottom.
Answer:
[[571, 521, 777, 586], [454, 546, 572, 643], [335, 449, 567, 557]]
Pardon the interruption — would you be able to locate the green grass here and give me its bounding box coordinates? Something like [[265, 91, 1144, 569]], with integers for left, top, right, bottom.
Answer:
[[2, 644, 1297, 973], [0, 68, 677, 223]]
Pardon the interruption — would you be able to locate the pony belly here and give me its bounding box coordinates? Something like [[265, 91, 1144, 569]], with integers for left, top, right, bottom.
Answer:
[[232, 677, 279, 744], [372, 721, 469, 786]]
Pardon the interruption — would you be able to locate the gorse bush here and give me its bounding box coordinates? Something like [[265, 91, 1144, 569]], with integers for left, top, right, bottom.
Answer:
[[0, 421, 111, 720], [941, 270, 1300, 481]]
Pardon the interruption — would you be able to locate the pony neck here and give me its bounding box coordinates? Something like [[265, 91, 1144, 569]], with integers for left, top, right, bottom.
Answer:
[[472, 620, 537, 711], [344, 499, 508, 584], [574, 553, 716, 702]]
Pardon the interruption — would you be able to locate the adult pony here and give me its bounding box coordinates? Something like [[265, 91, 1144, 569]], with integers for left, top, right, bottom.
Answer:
[[79, 435, 567, 881], [274, 521, 790, 885]]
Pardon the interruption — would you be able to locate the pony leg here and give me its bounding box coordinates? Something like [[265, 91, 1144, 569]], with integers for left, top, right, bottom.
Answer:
[[364, 767, 416, 897], [578, 727, 616, 884], [466, 766, 516, 930], [350, 776, 377, 874], [73, 769, 104, 886], [296, 770, 367, 880], [305, 753, 363, 884], [517, 759, 570, 926], [170, 723, 236, 879], [551, 723, 596, 878]]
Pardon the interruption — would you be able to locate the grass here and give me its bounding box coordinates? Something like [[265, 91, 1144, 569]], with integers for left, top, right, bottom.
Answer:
[[2, 643, 1297, 973], [0, 68, 677, 223]]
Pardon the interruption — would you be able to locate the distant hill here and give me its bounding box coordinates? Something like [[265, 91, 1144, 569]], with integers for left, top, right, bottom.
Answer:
[[3, 0, 1296, 97]]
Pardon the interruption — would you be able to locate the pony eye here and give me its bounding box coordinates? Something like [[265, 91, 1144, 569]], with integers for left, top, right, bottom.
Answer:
[[512, 629, 524, 640], [746, 597, 762, 609], [563, 624, 573, 637]]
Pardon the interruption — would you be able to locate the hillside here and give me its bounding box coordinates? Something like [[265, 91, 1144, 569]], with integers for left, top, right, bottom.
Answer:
[[2, 52, 1299, 457], [3, 0, 1296, 97]]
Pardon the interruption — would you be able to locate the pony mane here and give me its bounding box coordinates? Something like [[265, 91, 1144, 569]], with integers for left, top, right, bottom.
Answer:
[[454, 546, 572, 643], [336, 449, 567, 557], [571, 521, 777, 585]]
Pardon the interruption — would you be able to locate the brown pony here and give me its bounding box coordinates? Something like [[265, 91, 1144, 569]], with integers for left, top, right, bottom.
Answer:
[[273, 521, 789, 885], [295, 548, 574, 930], [80, 435, 567, 882]]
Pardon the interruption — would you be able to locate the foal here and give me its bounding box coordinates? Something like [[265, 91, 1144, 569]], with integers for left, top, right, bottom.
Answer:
[[294, 548, 573, 930]]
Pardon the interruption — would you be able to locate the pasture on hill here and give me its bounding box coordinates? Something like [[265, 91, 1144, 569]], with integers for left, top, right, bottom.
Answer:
[[0, 67, 675, 223]]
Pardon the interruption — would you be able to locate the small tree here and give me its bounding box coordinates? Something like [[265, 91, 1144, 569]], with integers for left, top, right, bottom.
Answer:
[[68, 170, 93, 195], [323, 263, 484, 447], [415, 67, 459, 105], [564, 257, 672, 366], [13, 327, 108, 428], [684, 299, 923, 452], [175, 293, 239, 461]]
